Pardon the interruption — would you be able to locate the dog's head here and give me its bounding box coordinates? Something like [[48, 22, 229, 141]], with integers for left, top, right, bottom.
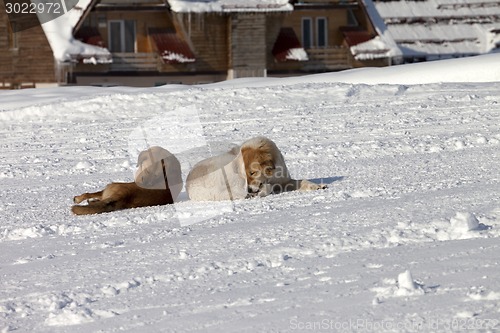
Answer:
[[241, 146, 275, 194]]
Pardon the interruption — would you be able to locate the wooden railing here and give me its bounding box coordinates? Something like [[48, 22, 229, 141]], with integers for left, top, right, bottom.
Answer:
[[0, 80, 36, 89], [304, 47, 352, 71], [110, 53, 159, 72]]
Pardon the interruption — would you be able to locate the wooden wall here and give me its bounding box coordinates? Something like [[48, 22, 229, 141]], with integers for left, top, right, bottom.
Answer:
[[169, 13, 229, 72], [0, 8, 56, 87]]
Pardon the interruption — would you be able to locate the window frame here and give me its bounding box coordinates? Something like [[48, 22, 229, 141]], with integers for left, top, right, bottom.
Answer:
[[302, 17, 313, 49], [316, 17, 328, 48], [108, 19, 136, 53]]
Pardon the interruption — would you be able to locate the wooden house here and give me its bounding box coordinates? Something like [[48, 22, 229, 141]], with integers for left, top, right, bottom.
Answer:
[[1, 0, 392, 87]]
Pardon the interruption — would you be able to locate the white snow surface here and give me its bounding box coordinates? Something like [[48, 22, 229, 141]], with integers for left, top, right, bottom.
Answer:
[[1, 56, 500, 332]]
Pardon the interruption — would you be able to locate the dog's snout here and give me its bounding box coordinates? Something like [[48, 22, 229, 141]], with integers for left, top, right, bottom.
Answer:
[[247, 184, 261, 193]]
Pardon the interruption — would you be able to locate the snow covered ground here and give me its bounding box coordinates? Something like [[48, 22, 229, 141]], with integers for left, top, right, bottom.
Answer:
[[1, 55, 500, 332]]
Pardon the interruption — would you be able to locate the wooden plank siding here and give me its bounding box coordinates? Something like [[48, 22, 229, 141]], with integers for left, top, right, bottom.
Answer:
[[228, 13, 266, 79], [0, 8, 56, 87]]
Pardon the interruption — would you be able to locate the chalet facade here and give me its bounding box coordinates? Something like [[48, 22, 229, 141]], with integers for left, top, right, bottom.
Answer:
[[70, 0, 390, 86], [3, 0, 499, 88]]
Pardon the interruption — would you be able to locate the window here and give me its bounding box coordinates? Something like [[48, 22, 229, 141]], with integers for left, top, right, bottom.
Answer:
[[108, 20, 136, 52], [302, 17, 328, 48], [302, 17, 312, 49], [316, 17, 328, 48]]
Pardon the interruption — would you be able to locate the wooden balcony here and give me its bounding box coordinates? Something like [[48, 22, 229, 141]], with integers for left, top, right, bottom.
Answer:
[[304, 47, 352, 71], [110, 53, 160, 72]]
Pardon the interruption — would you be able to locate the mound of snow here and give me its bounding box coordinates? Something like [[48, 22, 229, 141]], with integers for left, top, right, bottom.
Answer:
[[450, 212, 480, 233], [397, 270, 416, 291]]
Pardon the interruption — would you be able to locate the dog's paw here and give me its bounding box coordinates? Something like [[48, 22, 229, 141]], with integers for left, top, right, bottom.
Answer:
[[310, 183, 327, 191], [73, 196, 82, 204], [300, 181, 327, 191], [245, 193, 258, 199]]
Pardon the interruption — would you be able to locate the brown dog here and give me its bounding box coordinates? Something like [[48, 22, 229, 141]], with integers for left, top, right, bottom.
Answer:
[[72, 183, 174, 215], [72, 146, 182, 215]]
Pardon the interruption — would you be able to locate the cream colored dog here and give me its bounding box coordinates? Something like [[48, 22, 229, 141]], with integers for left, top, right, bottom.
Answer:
[[186, 136, 325, 201]]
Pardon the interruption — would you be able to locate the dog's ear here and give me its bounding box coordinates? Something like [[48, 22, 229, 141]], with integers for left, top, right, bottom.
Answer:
[[263, 160, 275, 176], [261, 151, 275, 170]]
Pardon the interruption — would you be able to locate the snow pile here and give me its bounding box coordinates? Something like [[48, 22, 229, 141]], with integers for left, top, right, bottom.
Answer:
[[162, 51, 196, 63], [285, 48, 309, 61], [350, 36, 391, 60], [306, 53, 500, 85], [372, 270, 425, 302], [450, 212, 480, 233], [486, 28, 500, 53], [395, 270, 425, 296], [82, 56, 112, 65]]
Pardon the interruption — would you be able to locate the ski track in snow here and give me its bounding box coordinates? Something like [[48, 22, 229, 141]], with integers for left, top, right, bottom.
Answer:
[[1, 81, 500, 332]]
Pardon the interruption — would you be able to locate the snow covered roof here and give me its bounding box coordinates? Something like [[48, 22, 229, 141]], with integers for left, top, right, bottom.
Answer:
[[371, 0, 500, 59], [149, 29, 196, 64], [167, 0, 293, 13], [350, 36, 393, 60], [40, 0, 111, 64], [376, 0, 500, 20]]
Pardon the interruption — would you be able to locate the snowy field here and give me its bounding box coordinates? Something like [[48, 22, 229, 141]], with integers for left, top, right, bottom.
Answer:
[[1, 55, 500, 332]]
